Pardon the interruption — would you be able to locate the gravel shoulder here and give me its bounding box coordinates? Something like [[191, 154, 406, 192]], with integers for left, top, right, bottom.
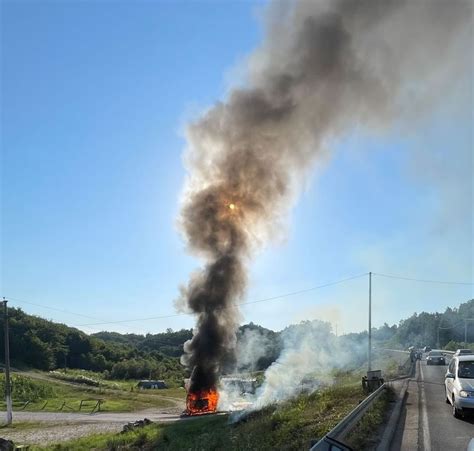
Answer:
[[0, 409, 184, 445]]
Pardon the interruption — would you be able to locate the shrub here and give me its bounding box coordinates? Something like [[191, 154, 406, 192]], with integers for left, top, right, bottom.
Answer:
[[0, 374, 54, 402]]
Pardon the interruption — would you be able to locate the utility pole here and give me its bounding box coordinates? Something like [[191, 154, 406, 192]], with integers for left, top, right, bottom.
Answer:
[[3, 298, 13, 425], [368, 272, 372, 372]]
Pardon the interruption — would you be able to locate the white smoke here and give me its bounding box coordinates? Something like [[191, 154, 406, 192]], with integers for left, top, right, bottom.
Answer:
[[220, 320, 368, 413], [235, 326, 280, 372]]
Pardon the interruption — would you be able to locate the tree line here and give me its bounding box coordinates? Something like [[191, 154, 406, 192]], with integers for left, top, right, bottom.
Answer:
[[0, 308, 187, 384], [0, 298, 472, 383]]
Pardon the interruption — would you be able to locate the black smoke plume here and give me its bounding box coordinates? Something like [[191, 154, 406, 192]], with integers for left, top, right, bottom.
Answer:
[[178, 0, 471, 393]]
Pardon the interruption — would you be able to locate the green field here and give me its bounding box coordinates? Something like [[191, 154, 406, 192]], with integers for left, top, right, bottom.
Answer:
[[1, 354, 404, 448], [0, 371, 185, 413], [29, 382, 392, 451]]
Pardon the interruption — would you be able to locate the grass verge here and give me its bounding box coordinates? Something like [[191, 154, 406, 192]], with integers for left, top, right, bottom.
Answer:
[[1, 372, 185, 413], [345, 386, 396, 450], [31, 382, 372, 450]]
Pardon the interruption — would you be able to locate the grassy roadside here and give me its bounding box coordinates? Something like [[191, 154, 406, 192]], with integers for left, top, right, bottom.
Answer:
[[345, 387, 396, 450], [1, 372, 185, 413], [30, 382, 371, 451], [5, 354, 403, 448], [31, 387, 396, 451], [2, 351, 403, 414]]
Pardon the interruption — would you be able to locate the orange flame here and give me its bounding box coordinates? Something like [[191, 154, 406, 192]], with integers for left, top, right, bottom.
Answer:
[[185, 387, 219, 415]]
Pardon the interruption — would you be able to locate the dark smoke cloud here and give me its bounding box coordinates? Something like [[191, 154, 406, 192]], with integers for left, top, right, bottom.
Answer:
[[178, 0, 471, 392]]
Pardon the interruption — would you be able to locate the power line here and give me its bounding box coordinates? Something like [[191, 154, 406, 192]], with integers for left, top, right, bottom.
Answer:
[[373, 272, 474, 286], [3, 296, 146, 333], [75, 272, 369, 327], [235, 273, 368, 307], [5, 270, 471, 329], [4, 296, 106, 322], [77, 312, 185, 327], [2, 296, 137, 332]]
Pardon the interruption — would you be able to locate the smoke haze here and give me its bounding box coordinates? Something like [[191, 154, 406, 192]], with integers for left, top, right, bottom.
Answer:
[[178, 0, 471, 393]]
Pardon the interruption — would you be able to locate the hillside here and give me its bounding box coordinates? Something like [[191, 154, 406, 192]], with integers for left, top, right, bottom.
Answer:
[[1, 298, 472, 379], [92, 329, 193, 358], [0, 308, 186, 385]]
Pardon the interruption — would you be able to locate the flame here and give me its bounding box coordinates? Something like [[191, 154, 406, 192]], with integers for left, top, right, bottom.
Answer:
[[185, 387, 219, 415], [228, 203, 236, 210]]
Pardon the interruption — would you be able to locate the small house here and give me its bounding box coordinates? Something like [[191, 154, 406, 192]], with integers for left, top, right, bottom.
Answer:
[[137, 380, 167, 389]]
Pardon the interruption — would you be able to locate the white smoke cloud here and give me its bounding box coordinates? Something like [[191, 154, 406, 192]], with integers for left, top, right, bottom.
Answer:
[[221, 320, 368, 414]]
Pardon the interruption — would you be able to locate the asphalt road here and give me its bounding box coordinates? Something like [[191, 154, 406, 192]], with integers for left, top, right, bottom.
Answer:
[[393, 356, 474, 450], [421, 358, 474, 450]]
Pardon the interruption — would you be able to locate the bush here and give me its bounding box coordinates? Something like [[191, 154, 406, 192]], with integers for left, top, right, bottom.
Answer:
[[0, 374, 54, 402], [49, 370, 101, 387], [444, 340, 474, 351]]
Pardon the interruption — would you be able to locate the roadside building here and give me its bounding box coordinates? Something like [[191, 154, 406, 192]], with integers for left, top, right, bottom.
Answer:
[[137, 380, 167, 389]]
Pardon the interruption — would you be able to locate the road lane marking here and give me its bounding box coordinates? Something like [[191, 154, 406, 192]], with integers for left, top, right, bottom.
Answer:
[[419, 362, 431, 451]]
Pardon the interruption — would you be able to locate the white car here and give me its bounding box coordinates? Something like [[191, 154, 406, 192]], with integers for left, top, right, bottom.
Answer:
[[445, 355, 474, 418]]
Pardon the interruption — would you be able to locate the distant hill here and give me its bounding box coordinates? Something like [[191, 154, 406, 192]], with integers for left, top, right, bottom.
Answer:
[[393, 298, 474, 348], [1, 298, 472, 382], [92, 329, 193, 357], [0, 308, 282, 384], [0, 308, 186, 385]]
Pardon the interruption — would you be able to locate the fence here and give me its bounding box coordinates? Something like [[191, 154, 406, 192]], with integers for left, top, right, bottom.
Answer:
[[1, 398, 105, 414]]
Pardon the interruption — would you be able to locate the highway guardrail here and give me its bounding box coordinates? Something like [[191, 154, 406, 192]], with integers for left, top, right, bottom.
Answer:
[[310, 382, 387, 450], [310, 349, 417, 450]]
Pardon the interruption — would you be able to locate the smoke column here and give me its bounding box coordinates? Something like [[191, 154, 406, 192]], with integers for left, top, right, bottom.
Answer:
[[178, 0, 471, 394]]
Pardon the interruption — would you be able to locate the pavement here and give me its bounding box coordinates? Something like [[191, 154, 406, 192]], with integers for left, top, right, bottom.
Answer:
[[391, 355, 474, 451]]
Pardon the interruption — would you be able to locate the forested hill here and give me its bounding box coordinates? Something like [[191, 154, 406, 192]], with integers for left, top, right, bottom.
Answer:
[[1, 299, 472, 379], [0, 308, 280, 380], [394, 298, 474, 348], [0, 307, 187, 383], [92, 329, 193, 357]]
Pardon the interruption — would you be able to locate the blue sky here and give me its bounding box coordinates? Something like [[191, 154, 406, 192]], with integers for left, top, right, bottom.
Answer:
[[1, 1, 472, 336]]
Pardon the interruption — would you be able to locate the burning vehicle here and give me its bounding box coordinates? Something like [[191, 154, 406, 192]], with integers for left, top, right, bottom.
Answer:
[[184, 387, 219, 416], [182, 370, 221, 416], [182, 376, 257, 416]]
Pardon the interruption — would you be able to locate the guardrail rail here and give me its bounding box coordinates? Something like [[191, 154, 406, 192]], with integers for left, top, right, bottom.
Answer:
[[310, 383, 387, 451], [310, 348, 456, 450]]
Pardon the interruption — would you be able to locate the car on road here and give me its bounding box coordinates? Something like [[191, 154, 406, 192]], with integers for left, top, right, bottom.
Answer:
[[426, 350, 446, 365], [423, 346, 432, 353], [454, 349, 474, 357], [445, 355, 474, 418]]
